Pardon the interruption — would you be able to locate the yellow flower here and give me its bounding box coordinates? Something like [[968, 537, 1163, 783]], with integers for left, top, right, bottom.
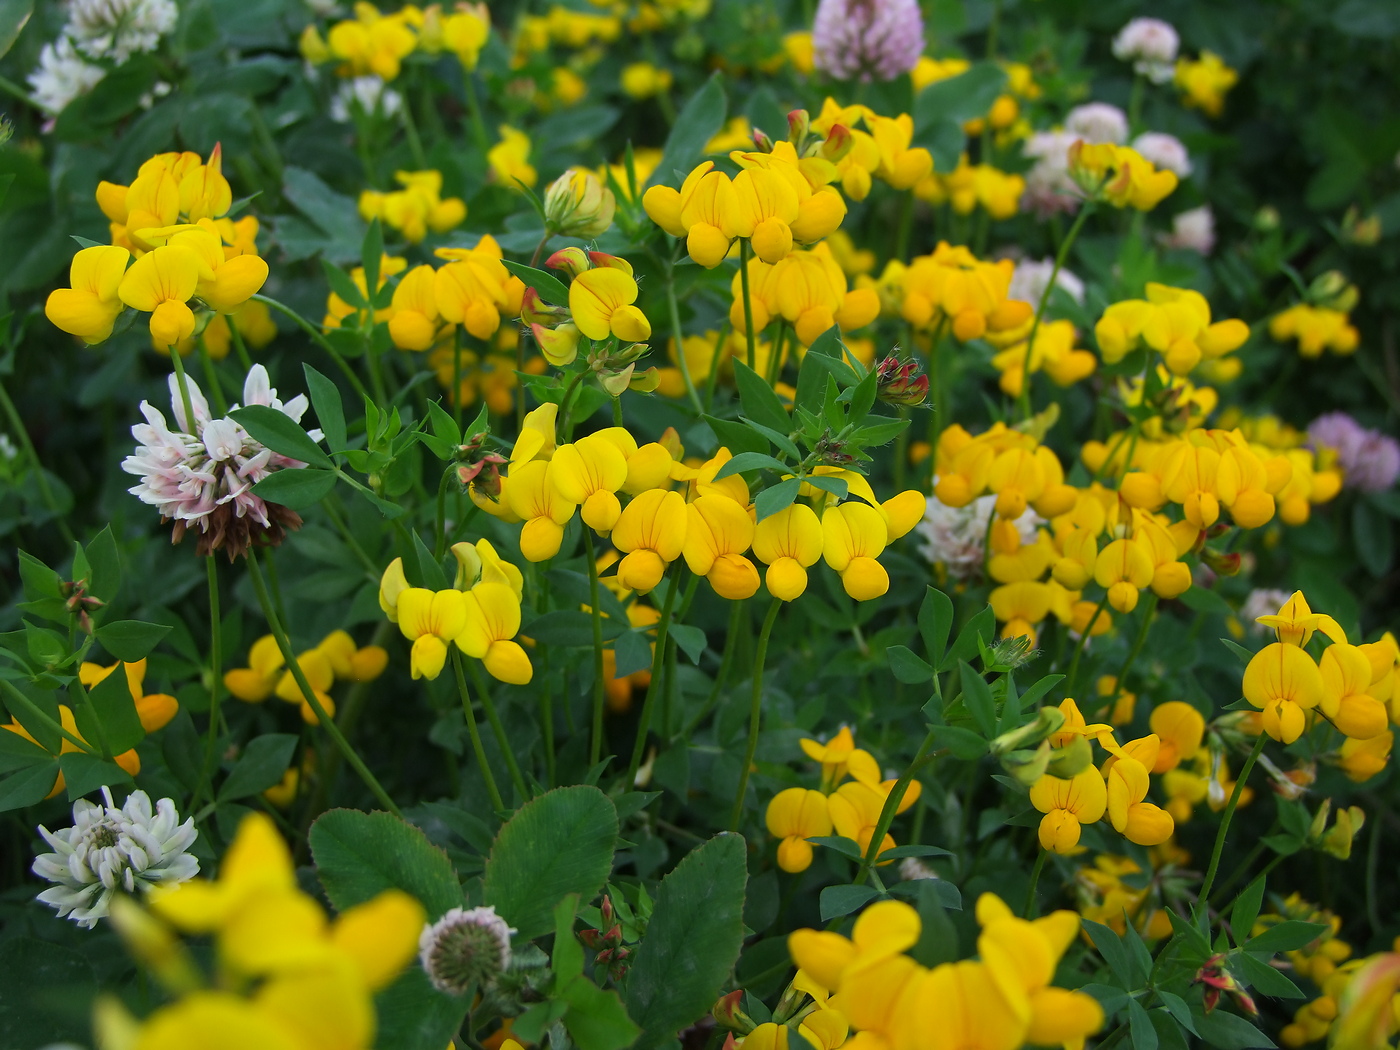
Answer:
[[682, 494, 760, 600], [272, 647, 338, 726], [620, 61, 673, 99], [1102, 735, 1175, 845], [1148, 701, 1205, 772], [1067, 142, 1178, 211], [1094, 535, 1153, 614], [752, 503, 825, 601], [1255, 590, 1347, 648], [1030, 767, 1107, 853], [1175, 51, 1238, 118], [433, 234, 519, 341], [543, 168, 616, 238], [487, 125, 538, 189], [611, 489, 688, 593], [765, 787, 833, 873], [505, 459, 578, 561], [1319, 643, 1388, 740], [729, 167, 800, 264], [327, 3, 416, 80], [46, 245, 131, 344], [1269, 304, 1359, 358], [395, 588, 469, 681], [1340, 732, 1392, 783], [117, 244, 209, 348], [569, 264, 652, 343], [550, 433, 629, 533], [80, 658, 179, 733], [459, 581, 533, 684], [821, 501, 889, 601], [1243, 642, 1324, 744], [387, 264, 440, 351], [799, 726, 858, 790], [360, 170, 466, 243], [642, 161, 738, 269]]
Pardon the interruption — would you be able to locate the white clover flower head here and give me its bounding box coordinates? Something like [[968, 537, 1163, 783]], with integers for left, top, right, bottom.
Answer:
[[898, 857, 939, 882], [1132, 132, 1193, 178], [1020, 130, 1082, 218], [32, 786, 198, 929], [120, 365, 324, 559], [330, 76, 404, 123], [1240, 588, 1295, 635], [67, 0, 179, 64], [914, 492, 1041, 581], [1111, 18, 1180, 83], [419, 905, 517, 995], [812, 0, 925, 83], [1008, 257, 1085, 308], [1158, 205, 1216, 256], [27, 36, 106, 117], [1065, 103, 1129, 146]]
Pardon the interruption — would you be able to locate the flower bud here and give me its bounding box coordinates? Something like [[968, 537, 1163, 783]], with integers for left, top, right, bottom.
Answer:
[[875, 355, 929, 406], [533, 321, 581, 367], [543, 169, 617, 239], [1321, 805, 1364, 860], [1253, 205, 1280, 232], [1000, 740, 1053, 787], [1199, 547, 1241, 576], [821, 124, 853, 164], [418, 905, 516, 996], [990, 706, 1067, 756], [546, 246, 592, 279], [451, 541, 483, 589], [751, 126, 776, 153], [521, 286, 570, 326], [1308, 798, 1333, 843], [1307, 270, 1358, 312], [787, 108, 812, 148], [1341, 207, 1382, 247], [713, 989, 756, 1033], [1046, 733, 1095, 778]]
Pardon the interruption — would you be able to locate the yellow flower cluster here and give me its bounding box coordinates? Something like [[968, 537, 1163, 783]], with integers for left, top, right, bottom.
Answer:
[[881, 243, 1034, 342], [225, 630, 388, 725], [916, 155, 1026, 220], [379, 538, 532, 684], [470, 405, 922, 603], [764, 727, 920, 872], [1096, 282, 1250, 376], [1175, 51, 1238, 118], [300, 1, 490, 79], [808, 99, 934, 202], [992, 319, 1097, 398], [1073, 854, 1173, 939], [358, 170, 467, 243], [1269, 303, 1360, 358], [100, 812, 423, 1049], [730, 244, 880, 347], [1067, 141, 1179, 211], [787, 896, 1103, 1050], [1243, 591, 1396, 746], [46, 148, 268, 349]]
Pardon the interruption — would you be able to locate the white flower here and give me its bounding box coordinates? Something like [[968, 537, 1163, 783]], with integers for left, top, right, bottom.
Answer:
[[330, 76, 404, 123], [1008, 257, 1085, 307], [914, 493, 1041, 581], [120, 365, 324, 558], [32, 786, 198, 929], [0, 433, 18, 461], [419, 905, 516, 995], [1065, 103, 1128, 145], [66, 0, 179, 63], [27, 36, 106, 116], [1158, 205, 1215, 255], [1111, 18, 1180, 83], [1131, 132, 1192, 177]]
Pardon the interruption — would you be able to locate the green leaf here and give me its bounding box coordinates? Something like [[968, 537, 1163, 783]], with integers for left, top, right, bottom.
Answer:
[[732, 360, 793, 437], [78, 662, 145, 753], [958, 662, 996, 738], [847, 366, 878, 426], [754, 477, 801, 522], [1244, 920, 1329, 955], [910, 878, 959, 966], [219, 733, 298, 801], [321, 259, 367, 309], [1156, 991, 1198, 1036], [84, 526, 121, 605], [303, 364, 348, 455], [886, 645, 933, 685], [1193, 1008, 1275, 1049], [917, 587, 954, 668], [0, 729, 51, 773], [1017, 674, 1066, 712], [1083, 920, 1133, 989], [1219, 638, 1255, 665], [624, 833, 747, 1050], [1235, 952, 1305, 999], [525, 610, 624, 647], [58, 752, 134, 799], [553, 894, 585, 985], [926, 724, 987, 760], [913, 62, 1008, 129], [1178, 586, 1233, 617], [230, 406, 333, 468], [704, 414, 771, 457], [0, 936, 95, 1048], [560, 971, 641, 1050], [714, 451, 789, 479], [0, 762, 60, 812], [372, 969, 471, 1050], [1127, 999, 1159, 1050], [877, 844, 951, 860], [1150, 1010, 1190, 1050], [1121, 914, 1154, 986], [742, 418, 801, 459], [804, 475, 849, 499], [670, 624, 707, 664], [648, 72, 727, 189], [310, 808, 463, 919], [820, 884, 880, 921], [250, 468, 339, 509], [613, 629, 653, 678], [482, 785, 619, 940], [808, 835, 864, 860], [502, 260, 571, 307], [0, 0, 34, 62], [1231, 877, 1267, 946], [1354, 498, 1395, 577], [939, 606, 995, 673]]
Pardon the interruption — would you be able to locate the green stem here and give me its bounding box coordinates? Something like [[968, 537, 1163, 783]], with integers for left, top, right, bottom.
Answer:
[[229, 321, 255, 373], [196, 336, 228, 415], [1024, 848, 1048, 917], [1127, 74, 1146, 136], [453, 327, 465, 429], [434, 468, 452, 560], [738, 239, 757, 372], [853, 726, 938, 885], [252, 295, 370, 402], [586, 538, 609, 767], [451, 650, 505, 812], [557, 368, 587, 440], [1017, 203, 1094, 421], [467, 659, 527, 800], [664, 255, 704, 413], [462, 72, 491, 158], [247, 549, 401, 816], [1097, 593, 1157, 717], [0, 679, 96, 755], [189, 558, 224, 813], [400, 87, 427, 168], [923, 318, 949, 483], [626, 570, 683, 785], [69, 677, 114, 760], [1199, 732, 1268, 911], [894, 190, 915, 262], [611, 396, 624, 427], [728, 597, 782, 832], [685, 600, 744, 738], [0, 379, 76, 545], [167, 341, 199, 437], [1065, 594, 1110, 693], [540, 648, 556, 788]]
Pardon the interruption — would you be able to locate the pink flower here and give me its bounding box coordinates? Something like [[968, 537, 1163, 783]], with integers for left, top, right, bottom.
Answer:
[[121, 365, 324, 559], [1309, 412, 1400, 492], [812, 0, 924, 82]]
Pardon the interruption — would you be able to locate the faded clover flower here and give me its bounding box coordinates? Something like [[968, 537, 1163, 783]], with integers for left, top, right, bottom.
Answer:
[[1065, 103, 1128, 146], [1131, 132, 1193, 178], [32, 787, 198, 929], [1008, 257, 1085, 307], [914, 492, 1041, 581], [419, 905, 516, 995], [812, 0, 925, 83], [121, 365, 324, 559], [1158, 205, 1215, 255]]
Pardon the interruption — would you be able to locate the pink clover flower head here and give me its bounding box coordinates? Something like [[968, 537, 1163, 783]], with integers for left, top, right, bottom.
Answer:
[[121, 364, 323, 559], [1111, 18, 1179, 83], [1065, 103, 1129, 146], [1158, 205, 1215, 255], [1132, 132, 1193, 177], [812, 0, 925, 83], [1309, 412, 1400, 493]]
